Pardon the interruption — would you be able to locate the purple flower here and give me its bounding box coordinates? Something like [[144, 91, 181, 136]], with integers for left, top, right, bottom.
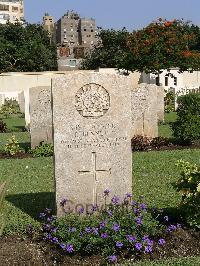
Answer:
[[104, 189, 110, 196], [145, 245, 152, 253], [135, 242, 142, 250], [125, 193, 132, 198], [177, 223, 181, 228], [131, 200, 137, 206], [135, 217, 143, 225], [93, 227, 99, 235], [126, 235, 136, 242], [68, 227, 76, 233], [167, 224, 177, 232], [60, 243, 66, 249], [78, 207, 84, 214], [147, 239, 154, 246], [92, 205, 98, 212], [108, 255, 117, 263], [116, 241, 123, 248], [133, 208, 140, 214], [142, 235, 149, 241], [51, 227, 57, 233], [45, 208, 52, 214], [66, 244, 74, 253], [47, 216, 54, 222], [51, 237, 59, 244], [107, 210, 113, 216], [140, 203, 147, 210], [158, 238, 166, 246], [113, 223, 120, 232], [100, 221, 106, 229], [101, 232, 108, 238], [111, 195, 120, 205], [60, 198, 67, 207], [39, 212, 46, 219], [85, 227, 92, 233], [164, 215, 169, 222]]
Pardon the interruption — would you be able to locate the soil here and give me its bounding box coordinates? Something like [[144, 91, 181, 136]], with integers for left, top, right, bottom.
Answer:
[[0, 228, 199, 265], [0, 152, 32, 159]]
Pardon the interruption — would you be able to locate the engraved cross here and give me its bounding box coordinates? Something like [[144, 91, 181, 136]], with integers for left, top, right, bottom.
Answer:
[[78, 152, 111, 205]]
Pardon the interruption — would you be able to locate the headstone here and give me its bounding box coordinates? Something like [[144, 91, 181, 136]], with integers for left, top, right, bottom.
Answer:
[[29, 86, 52, 148], [52, 73, 133, 216], [0, 94, 5, 107], [157, 86, 165, 122], [18, 91, 25, 113], [131, 84, 158, 138]]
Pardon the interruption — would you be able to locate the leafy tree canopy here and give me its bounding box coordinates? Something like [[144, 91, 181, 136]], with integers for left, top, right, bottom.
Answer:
[[81, 28, 135, 70], [0, 22, 57, 73], [82, 19, 200, 73]]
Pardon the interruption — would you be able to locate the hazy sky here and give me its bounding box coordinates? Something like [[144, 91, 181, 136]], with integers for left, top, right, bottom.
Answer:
[[24, 0, 199, 31]]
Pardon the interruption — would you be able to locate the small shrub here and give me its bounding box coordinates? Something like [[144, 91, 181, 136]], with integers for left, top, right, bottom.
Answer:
[[164, 91, 175, 113], [131, 136, 151, 151], [40, 192, 180, 262], [174, 160, 200, 229], [4, 135, 24, 156], [150, 137, 170, 149], [0, 182, 7, 236], [30, 142, 53, 157], [172, 93, 200, 141], [0, 120, 7, 133], [132, 136, 170, 151], [0, 99, 21, 118]]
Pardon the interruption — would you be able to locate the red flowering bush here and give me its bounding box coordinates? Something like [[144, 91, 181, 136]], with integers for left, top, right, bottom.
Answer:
[[127, 18, 200, 73]]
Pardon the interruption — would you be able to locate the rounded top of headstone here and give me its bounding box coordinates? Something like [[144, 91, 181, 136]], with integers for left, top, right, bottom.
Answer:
[[75, 83, 110, 118]]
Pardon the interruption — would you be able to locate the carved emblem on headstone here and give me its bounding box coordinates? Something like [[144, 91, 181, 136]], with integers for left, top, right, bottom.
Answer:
[[75, 83, 110, 118]]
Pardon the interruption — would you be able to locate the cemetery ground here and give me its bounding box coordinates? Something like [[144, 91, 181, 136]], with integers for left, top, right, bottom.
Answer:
[[0, 113, 200, 265]]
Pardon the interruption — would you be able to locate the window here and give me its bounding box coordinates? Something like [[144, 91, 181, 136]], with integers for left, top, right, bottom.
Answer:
[[156, 76, 160, 86], [84, 29, 86, 31], [91, 29, 94, 32], [12, 6, 18, 12], [63, 29, 67, 33], [165, 76, 168, 86], [174, 77, 177, 86], [0, 4, 9, 11]]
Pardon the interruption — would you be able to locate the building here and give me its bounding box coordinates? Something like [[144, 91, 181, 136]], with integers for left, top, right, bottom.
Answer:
[[42, 13, 55, 36], [56, 11, 98, 48], [0, 0, 24, 24]]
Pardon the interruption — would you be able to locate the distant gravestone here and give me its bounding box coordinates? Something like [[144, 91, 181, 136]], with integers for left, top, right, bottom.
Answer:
[[0, 94, 4, 107], [52, 73, 133, 217], [29, 86, 52, 148], [131, 84, 158, 138], [157, 86, 165, 122], [18, 91, 25, 113]]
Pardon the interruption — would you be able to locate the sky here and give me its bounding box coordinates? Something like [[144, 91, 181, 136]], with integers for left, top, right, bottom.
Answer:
[[24, 0, 200, 31]]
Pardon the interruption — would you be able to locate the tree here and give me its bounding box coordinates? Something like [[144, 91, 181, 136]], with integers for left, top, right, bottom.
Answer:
[[81, 28, 134, 70], [127, 18, 200, 73], [82, 19, 200, 73], [0, 22, 57, 73]]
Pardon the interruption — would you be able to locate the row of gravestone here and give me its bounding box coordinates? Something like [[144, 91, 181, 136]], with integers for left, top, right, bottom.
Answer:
[[26, 72, 164, 216]]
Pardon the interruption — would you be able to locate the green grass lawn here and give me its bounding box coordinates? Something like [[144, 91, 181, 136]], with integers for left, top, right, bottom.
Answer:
[[0, 132, 30, 152], [158, 112, 177, 138], [130, 256, 200, 266], [1, 149, 200, 235], [1, 114, 26, 132]]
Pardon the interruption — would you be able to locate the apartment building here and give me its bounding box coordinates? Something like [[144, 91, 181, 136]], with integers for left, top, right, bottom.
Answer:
[[0, 0, 24, 24], [56, 11, 98, 48]]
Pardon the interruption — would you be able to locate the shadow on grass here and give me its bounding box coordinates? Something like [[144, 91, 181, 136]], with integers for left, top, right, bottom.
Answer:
[[6, 192, 55, 221], [19, 142, 31, 152]]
